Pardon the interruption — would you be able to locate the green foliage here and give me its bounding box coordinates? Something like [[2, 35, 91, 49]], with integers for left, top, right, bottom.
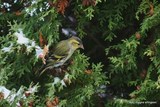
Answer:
[[104, 0, 160, 106], [0, 1, 107, 106], [1, 0, 160, 106]]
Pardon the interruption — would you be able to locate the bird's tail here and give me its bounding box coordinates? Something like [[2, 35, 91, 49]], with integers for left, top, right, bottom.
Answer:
[[39, 66, 52, 76], [35, 57, 58, 76], [35, 64, 51, 76], [35, 63, 55, 76]]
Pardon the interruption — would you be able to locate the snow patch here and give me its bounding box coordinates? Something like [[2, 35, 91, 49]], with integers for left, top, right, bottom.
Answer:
[[0, 84, 38, 105], [53, 77, 66, 87], [0, 86, 11, 99], [2, 43, 13, 52], [14, 29, 30, 45], [14, 29, 44, 58]]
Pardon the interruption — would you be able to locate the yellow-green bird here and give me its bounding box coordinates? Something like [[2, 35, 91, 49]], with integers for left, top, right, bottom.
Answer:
[[40, 36, 84, 75]]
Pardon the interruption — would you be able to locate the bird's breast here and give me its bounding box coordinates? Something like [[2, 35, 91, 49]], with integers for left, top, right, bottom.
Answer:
[[53, 48, 74, 67]]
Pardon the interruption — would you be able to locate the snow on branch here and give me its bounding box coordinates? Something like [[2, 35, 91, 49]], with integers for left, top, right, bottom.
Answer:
[[0, 83, 39, 106], [1, 29, 45, 58]]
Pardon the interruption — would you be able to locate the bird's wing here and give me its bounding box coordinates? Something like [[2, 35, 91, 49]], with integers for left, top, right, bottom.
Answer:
[[52, 40, 70, 58], [39, 40, 70, 75], [46, 40, 70, 65]]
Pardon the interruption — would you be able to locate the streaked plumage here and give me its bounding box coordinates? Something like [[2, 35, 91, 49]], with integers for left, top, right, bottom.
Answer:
[[40, 36, 84, 75]]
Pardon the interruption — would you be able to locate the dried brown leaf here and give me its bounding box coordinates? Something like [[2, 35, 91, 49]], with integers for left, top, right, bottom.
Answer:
[[0, 92, 4, 100], [39, 31, 46, 47], [15, 11, 22, 16], [82, 0, 96, 6], [148, 3, 154, 16], [84, 69, 92, 74], [41, 45, 49, 64], [54, 0, 69, 14]]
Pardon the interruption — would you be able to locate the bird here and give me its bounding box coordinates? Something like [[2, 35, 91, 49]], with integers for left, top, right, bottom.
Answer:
[[39, 36, 84, 75]]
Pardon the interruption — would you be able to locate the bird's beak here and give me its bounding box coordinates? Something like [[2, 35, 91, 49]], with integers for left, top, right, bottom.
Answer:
[[80, 44, 84, 49]]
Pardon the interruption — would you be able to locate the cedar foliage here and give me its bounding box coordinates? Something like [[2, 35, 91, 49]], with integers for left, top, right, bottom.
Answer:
[[0, 0, 160, 107]]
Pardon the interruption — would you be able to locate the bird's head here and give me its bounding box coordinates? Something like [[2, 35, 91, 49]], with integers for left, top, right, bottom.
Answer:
[[68, 36, 84, 50]]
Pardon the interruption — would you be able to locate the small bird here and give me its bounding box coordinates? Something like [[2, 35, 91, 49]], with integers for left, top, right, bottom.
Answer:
[[40, 36, 84, 75]]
